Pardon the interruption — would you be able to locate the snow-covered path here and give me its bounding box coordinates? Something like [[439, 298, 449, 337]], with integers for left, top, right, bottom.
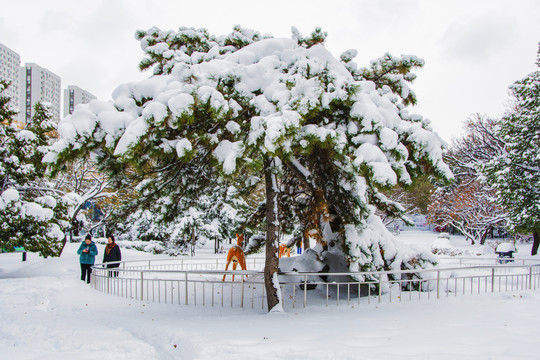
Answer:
[[1, 235, 540, 359]]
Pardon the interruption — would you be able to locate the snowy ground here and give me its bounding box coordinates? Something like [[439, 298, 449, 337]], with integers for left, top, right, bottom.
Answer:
[[1, 231, 540, 359]]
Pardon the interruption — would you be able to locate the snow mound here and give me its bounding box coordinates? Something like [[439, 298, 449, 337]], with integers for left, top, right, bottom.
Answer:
[[431, 238, 464, 256], [475, 245, 495, 255]]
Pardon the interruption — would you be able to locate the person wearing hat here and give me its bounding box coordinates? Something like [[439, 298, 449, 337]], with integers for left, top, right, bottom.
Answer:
[[103, 235, 122, 277], [77, 234, 98, 283]]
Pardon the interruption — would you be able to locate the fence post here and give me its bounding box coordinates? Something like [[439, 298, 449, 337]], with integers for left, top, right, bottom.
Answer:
[[529, 267, 533, 290], [185, 272, 188, 305], [436, 270, 440, 299], [304, 275, 308, 308], [241, 275, 245, 308], [491, 268, 495, 293], [378, 275, 382, 303], [140, 272, 144, 300]]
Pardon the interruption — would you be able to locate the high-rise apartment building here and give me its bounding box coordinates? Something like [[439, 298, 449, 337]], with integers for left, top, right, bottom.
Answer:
[[0, 43, 21, 110], [19, 63, 61, 123], [63, 85, 96, 117]]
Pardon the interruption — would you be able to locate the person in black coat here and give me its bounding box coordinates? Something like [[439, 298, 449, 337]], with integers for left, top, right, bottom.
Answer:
[[103, 235, 122, 277]]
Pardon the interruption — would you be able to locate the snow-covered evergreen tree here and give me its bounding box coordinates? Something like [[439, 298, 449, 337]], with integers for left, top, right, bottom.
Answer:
[[111, 182, 251, 255], [0, 81, 69, 257], [483, 46, 540, 254], [46, 26, 452, 310]]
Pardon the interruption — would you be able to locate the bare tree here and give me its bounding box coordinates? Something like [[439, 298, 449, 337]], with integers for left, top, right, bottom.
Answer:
[[428, 114, 507, 244], [55, 158, 116, 242]]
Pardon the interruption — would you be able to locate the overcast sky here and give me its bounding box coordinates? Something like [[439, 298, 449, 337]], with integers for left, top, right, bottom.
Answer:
[[1, 0, 539, 143]]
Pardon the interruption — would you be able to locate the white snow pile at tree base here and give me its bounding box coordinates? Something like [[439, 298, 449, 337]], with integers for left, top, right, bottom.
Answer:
[[346, 211, 438, 277]]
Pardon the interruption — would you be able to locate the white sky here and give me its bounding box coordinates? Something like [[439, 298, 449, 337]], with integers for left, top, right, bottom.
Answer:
[[1, 0, 539, 143]]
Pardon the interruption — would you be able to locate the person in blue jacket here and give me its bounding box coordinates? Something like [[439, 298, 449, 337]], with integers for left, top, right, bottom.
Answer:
[[77, 234, 98, 283]]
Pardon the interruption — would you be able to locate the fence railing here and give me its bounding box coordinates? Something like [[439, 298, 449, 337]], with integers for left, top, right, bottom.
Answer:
[[91, 257, 540, 312], [108, 256, 266, 272], [437, 257, 537, 267]]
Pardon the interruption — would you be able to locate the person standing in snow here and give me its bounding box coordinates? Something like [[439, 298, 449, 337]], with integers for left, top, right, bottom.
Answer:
[[103, 235, 122, 277], [77, 234, 98, 283]]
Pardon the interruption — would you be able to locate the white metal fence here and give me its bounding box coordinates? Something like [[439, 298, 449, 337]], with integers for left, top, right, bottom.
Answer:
[[91, 257, 540, 312]]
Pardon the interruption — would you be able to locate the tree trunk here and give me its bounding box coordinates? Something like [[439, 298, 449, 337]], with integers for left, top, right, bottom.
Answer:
[[191, 227, 196, 256], [283, 161, 313, 253], [58, 235, 68, 256], [264, 158, 281, 312], [479, 226, 491, 245], [302, 228, 310, 251], [532, 232, 540, 256]]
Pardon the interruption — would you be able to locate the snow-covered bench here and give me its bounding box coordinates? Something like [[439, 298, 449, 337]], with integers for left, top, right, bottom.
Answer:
[[495, 243, 515, 264]]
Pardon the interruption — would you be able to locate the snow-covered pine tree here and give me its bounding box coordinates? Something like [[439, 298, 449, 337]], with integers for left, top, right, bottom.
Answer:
[[0, 81, 69, 257], [46, 26, 452, 311], [483, 46, 540, 255], [110, 181, 251, 255], [272, 44, 452, 283]]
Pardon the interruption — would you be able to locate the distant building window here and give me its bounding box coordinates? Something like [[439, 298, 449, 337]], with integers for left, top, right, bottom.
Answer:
[[25, 67, 32, 122], [69, 89, 75, 114]]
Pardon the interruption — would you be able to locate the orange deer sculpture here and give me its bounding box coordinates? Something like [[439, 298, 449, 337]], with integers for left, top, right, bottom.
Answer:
[[279, 243, 291, 258], [222, 234, 247, 281]]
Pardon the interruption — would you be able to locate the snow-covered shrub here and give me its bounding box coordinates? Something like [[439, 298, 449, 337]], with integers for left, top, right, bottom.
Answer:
[[430, 238, 464, 256]]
